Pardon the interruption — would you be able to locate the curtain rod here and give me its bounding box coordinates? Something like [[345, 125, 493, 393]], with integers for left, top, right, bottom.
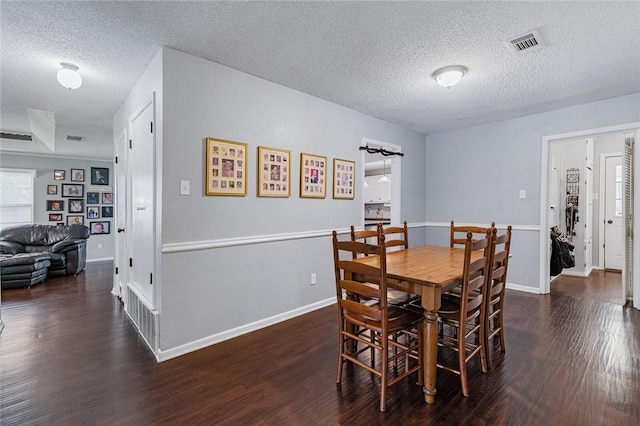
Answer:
[[359, 145, 404, 157]]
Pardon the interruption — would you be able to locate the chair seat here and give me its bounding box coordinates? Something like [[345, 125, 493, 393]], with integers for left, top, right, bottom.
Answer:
[[345, 306, 422, 332]]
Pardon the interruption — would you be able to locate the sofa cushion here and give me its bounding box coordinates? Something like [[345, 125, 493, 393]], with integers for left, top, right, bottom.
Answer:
[[0, 224, 90, 247]]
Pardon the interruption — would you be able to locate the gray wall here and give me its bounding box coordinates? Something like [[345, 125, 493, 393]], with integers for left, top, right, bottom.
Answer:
[[425, 92, 640, 291], [153, 48, 426, 354], [0, 153, 114, 261]]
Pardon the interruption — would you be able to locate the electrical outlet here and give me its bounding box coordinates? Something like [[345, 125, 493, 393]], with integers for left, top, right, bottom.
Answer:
[[98, 243, 103, 249], [519, 190, 526, 199], [310, 273, 317, 285], [180, 180, 190, 195]]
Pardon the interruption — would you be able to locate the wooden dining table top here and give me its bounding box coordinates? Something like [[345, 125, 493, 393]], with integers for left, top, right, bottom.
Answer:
[[354, 244, 480, 288]]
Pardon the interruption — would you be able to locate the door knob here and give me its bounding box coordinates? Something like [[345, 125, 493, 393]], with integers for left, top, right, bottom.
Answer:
[[117, 228, 125, 233], [607, 220, 613, 224]]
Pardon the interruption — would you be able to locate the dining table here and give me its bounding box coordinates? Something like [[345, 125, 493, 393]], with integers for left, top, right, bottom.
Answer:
[[354, 244, 482, 404]]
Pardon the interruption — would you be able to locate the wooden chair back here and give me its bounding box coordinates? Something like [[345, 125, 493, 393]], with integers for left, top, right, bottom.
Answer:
[[450, 220, 495, 248], [381, 221, 408, 250], [460, 231, 492, 320]]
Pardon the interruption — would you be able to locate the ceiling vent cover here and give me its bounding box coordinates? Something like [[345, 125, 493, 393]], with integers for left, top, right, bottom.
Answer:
[[0, 132, 33, 142], [506, 29, 544, 55], [66, 135, 84, 142]]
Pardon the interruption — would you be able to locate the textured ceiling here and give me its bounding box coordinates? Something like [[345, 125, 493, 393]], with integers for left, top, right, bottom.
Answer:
[[1, 1, 639, 160]]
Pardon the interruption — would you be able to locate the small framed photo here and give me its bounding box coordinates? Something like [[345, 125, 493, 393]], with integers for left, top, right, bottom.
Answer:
[[87, 192, 100, 204], [67, 215, 84, 226], [62, 183, 84, 197], [47, 200, 64, 211], [49, 213, 63, 222], [54, 170, 65, 180], [56, 222, 64, 226], [205, 137, 248, 196], [71, 168, 85, 182], [101, 206, 114, 218], [332, 158, 356, 200], [91, 167, 109, 185], [102, 192, 113, 204], [47, 185, 57, 195], [90, 221, 110, 235], [257, 146, 291, 197], [87, 206, 100, 219], [300, 152, 327, 198], [68, 199, 84, 213]]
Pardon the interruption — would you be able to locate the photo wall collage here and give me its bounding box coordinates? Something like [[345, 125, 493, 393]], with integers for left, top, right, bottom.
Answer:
[[46, 167, 113, 235], [205, 137, 355, 200]]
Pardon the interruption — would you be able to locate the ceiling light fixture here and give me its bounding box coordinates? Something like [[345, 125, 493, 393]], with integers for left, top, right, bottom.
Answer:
[[57, 62, 82, 90], [378, 161, 391, 183], [432, 65, 468, 89]]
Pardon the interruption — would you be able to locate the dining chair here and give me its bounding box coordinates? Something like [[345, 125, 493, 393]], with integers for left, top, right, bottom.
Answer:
[[332, 231, 423, 412], [450, 220, 495, 248], [350, 225, 378, 247], [436, 230, 492, 397], [484, 225, 512, 369], [381, 221, 409, 251]]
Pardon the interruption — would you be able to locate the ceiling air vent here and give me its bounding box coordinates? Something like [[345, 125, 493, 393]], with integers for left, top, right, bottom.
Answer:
[[506, 29, 544, 55], [0, 132, 33, 142], [66, 135, 84, 142]]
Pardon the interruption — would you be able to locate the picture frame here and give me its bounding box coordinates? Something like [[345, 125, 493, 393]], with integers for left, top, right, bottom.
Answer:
[[54, 170, 65, 181], [91, 167, 109, 185], [62, 183, 85, 197], [87, 192, 100, 204], [102, 192, 113, 204], [56, 222, 64, 226], [47, 185, 58, 195], [49, 213, 63, 222], [87, 206, 100, 219], [101, 206, 114, 218], [90, 221, 110, 235], [66, 215, 84, 226], [205, 137, 248, 196], [47, 200, 64, 211], [71, 168, 85, 182], [257, 146, 291, 197], [300, 152, 327, 198], [332, 158, 356, 200], [68, 198, 84, 213]]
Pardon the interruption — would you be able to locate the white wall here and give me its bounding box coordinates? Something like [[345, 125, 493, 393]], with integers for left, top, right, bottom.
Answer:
[[144, 48, 427, 357], [425, 92, 640, 291], [0, 153, 114, 261]]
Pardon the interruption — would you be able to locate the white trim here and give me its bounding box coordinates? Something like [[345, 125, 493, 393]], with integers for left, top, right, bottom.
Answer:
[[560, 269, 593, 278], [598, 152, 622, 269], [157, 297, 336, 362], [540, 122, 640, 295], [506, 282, 541, 294], [0, 150, 113, 163], [422, 222, 541, 232], [87, 257, 114, 263]]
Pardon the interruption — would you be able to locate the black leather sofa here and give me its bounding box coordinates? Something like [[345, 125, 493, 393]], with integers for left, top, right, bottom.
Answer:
[[0, 224, 90, 289]]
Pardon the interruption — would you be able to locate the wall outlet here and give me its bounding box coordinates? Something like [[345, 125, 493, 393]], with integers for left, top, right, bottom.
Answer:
[[519, 190, 526, 199], [310, 273, 317, 286], [180, 180, 190, 195], [98, 243, 103, 249]]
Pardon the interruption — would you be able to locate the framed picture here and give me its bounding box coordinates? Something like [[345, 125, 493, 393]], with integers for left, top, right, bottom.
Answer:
[[54, 170, 65, 180], [90, 221, 110, 235], [68, 199, 84, 213], [47, 185, 57, 195], [49, 213, 63, 222], [332, 158, 356, 200], [47, 200, 64, 211], [102, 192, 113, 204], [87, 206, 100, 219], [62, 183, 84, 197], [205, 137, 248, 196], [67, 215, 84, 226], [101, 206, 114, 218], [56, 222, 64, 226], [71, 168, 85, 182], [300, 152, 327, 198], [257, 146, 291, 197], [87, 192, 100, 204], [91, 167, 109, 185]]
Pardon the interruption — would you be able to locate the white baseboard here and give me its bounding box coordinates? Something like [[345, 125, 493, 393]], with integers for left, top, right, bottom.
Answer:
[[506, 282, 542, 294], [86, 257, 114, 263], [560, 270, 590, 278], [157, 296, 337, 362]]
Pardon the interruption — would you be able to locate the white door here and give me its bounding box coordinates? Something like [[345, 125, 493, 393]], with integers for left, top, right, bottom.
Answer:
[[604, 155, 623, 270], [128, 96, 156, 307], [112, 129, 128, 298]]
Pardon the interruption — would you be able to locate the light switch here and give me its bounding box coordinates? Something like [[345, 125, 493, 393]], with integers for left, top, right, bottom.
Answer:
[[180, 180, 190, 195], [519, 190, 526, 199]]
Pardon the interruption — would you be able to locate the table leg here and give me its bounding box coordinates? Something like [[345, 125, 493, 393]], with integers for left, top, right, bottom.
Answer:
[[421, 287, 441, 404]]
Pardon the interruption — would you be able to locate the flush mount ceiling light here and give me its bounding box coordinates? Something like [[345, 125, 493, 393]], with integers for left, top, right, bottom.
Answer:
[[378, 161, 391, 183], [57, 62, 82, 90], [432, 65, 468, 89]]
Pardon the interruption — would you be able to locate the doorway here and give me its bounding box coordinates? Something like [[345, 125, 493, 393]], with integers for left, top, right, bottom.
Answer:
[[360, 138, 402, 227], [601, 154, 623, 271]]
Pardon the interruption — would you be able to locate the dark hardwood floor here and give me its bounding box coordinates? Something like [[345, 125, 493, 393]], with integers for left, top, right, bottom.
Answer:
[[1, 264, 638, 425]]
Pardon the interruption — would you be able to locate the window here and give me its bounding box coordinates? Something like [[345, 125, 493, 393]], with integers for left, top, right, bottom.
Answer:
[[0, 169, 35, 228]]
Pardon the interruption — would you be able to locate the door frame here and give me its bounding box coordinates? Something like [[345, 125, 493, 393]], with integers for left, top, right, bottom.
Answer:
[[540, 122, 639, 305], [598, 152, 622, 270], [112, 128, 129, 297]]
